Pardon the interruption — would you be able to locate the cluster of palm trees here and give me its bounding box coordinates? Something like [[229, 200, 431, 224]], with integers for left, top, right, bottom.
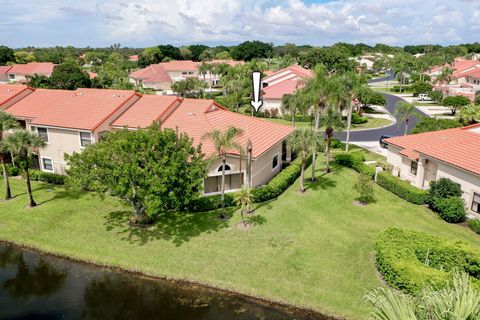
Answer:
[[0, 110, 46, 207]]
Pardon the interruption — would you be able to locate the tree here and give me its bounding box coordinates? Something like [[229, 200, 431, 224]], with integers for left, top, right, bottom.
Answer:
[[171, 78, 207, 98], [188, 45, 209, 61], [179, 46, 192, 60], [410, 81, 432, 97], [230, 41, 273, 61], [0, 111, 19, 200], [49, 61, 91, 90], [392, 53, 415, 93], [235, 187, 253, 226], [97, 53, 133, 89], [26, 74, 51, 88], [0, 46, 14, 65], [214, 51, 232, 60], [202, 127, 244, 219], [139, 46, 163, 66], [65, 126, 206, 224], [458, 104, 480, 124], [14, 51, 36, 64], [357, 87, 386, 108], [320, 106, 345, 172], [2, 130, 46, 208], [443, 96, 470, 115], [411, 117, 462, 134], [157, 45, 181, 60], [354, 173, 375, 204], [394, 101, 421, 135], [429, 90, 444, 103], [298, 47, 356, 73], [287, 128, 321, 193]]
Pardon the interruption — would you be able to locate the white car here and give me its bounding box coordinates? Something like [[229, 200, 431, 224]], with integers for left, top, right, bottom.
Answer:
[[418, 93, 432, 101]]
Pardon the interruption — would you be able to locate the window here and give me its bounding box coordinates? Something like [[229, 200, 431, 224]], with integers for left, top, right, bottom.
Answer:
[[79, 132, 92, 147], [182, 71, 188, 75], [41, 157, 54, 172], [8, 74, 15, 80], [410, 161, 418, 175], [217, 164, 231, 172], [188, 71, 194, 75], [472, 193, 480, 213], [35, 127, 49, 143], [272, 154, 279, 170]]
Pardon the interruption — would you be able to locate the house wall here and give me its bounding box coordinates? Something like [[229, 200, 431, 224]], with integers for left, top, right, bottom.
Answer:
[[167, 70, 198, 82], [261, 99, 282, 114]]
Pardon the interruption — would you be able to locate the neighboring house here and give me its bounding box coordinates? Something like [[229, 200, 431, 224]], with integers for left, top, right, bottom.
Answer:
[[5, 88, 141, 174], [384, 124, 480, 215], [427, 58, 480, 81], [0, 66, 12, 83], [261, 64, 313, 114], [350, 56, 374, 70], [129, 55, 139, 62], [111, 95, 294, 194], [6, 62, 55, 83], [0, 84, 34, 110]]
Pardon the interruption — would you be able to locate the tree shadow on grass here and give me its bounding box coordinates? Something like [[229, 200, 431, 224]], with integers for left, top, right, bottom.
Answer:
[[104, 208, 234, 247], [304, 174, 337, 191], [245, 214, 267, 226]]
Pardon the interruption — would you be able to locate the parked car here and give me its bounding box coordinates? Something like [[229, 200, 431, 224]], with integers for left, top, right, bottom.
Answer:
[[418, 93, 432, 101], [379, 135, 391, 149]]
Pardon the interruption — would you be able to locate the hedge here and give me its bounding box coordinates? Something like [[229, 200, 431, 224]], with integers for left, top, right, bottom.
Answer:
[[334, 152, 375, 178], [188, 156, 310, 212], [29, 169, 65, 185], [434, 196, 466, 223], [351, 112, 368, 124], [376, 172, 428, 205], [376, 228, 480, 294], [468, 219, 480, 235], [1, 164, 21, 177]]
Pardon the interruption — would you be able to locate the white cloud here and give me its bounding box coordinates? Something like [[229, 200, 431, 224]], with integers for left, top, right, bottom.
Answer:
[[1, 0, 479, 46]]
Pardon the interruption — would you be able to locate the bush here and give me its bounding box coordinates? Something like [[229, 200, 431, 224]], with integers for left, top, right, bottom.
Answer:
[[334, 152, 375, 178], [1, 164, 21, 176], [376, 228, 480, 294], [411, 117, 462, 134], [427, 178, 462, 210], [351, 112, 368, 124], [330, 139, 343, 149], [376, 172, 428, 205], [354, 173, 375, 203], [435, 196, 466, 223], [29, 169, 65, 185], [411, 81, 433, 97], [391, 85, 412, 92], [468, 219, 480, 235]]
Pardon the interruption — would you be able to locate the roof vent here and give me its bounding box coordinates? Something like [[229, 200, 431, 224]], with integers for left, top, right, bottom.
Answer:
[[188, 112, 195, 116]]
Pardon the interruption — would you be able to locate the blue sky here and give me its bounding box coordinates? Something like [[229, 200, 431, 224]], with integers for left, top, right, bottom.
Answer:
[[1, 0, 479, 48]]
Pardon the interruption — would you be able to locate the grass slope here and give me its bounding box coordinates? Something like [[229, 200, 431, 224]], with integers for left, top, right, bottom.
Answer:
[[1, 161, 480, 319]]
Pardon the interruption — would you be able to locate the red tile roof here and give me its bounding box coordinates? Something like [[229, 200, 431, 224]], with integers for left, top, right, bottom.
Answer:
[[112, 96, 294, 158], [6, 88, 139, 131], [129, 64, 172, 83], [159, 60, 199, 71], [0, 66, 12, 74], [129, 55, 139, 62], [263, 78, 302, 99], [263, 64, 313, 84], [7, 62, 55, 76], [386, 124, 480, 176], [262, 65, 312, 100], [0, 84, 33, 109]]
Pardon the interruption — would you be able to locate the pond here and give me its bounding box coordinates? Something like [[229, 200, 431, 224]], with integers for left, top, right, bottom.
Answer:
[[0, 242, 329, 320]]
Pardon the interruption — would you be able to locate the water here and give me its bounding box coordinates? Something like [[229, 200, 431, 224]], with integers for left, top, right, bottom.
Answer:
[[0, 243, 327, 320]]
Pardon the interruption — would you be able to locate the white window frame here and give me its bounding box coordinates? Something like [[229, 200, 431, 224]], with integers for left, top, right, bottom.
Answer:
[[471, 192, 480, 213], [8, 74, 15, 80], [41, 157, 54, 173], [272, 153, 279, 171], [33, 126, 50, 144], [78, 131, 92, 148]]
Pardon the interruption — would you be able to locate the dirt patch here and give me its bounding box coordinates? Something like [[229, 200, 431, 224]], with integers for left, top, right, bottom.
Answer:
[[352, 200, 368, 207], [236, 222, 252, 231]]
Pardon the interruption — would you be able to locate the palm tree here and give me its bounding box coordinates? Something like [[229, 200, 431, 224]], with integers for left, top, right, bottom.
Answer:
[[320, 107, 345, 172], [287, 128, 322, 193], [234, 187, 253, 226], [0, 111, 19, 200], [202, 127, 244, 219], [392, 53, 415, 93], [458, 104, 480, 125], [394, 101, 422, 135], [2, 130, 46, 208]]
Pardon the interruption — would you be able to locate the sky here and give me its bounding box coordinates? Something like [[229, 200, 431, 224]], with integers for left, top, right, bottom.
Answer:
[[1, 0, 479, 48]]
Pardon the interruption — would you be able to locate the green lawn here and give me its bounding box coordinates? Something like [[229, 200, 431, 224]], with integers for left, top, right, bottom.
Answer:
[[265, 117, 392, 131], [1, 160, 480, 319]]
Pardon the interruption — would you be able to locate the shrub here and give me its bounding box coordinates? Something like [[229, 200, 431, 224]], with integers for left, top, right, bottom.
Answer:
[[427, 178, 462, 210], [1, 164, 21, 176], [334, 152, 375, 178], [376, 172, 428, 205], [411, 117, 462, 134], [468, 219, 480, 235], [330, 139, 343, 149], [354, 173, 375, 203], [376, 228, 480, 294], [411, 81, 433, 97], [391, 85, 412, 92], [29, 169, 65, 185], [351, 112, 368, 124], [435, 196, 466, 223]]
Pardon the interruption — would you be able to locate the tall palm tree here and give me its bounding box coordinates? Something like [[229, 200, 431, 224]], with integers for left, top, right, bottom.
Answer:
[[320, 107, 345, 173], [287, 128, 322, 193], [394, 101, 421, 135], [202, 127, 244, 219], [2, 130, 46, 208], [0, 111, 19, 200], [458, 104, 480, 125], [392, 53, 415, 93]]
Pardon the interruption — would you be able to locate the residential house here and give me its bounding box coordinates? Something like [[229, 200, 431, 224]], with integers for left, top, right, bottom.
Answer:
[[261, 64, 313, 114], [5, 62, 55, 83], [110, 95, 294, 194], [384, 125, 480, 215], [5, 88, 141, 174], [0, 66, 12, 83], [0, 84, 34, 110]]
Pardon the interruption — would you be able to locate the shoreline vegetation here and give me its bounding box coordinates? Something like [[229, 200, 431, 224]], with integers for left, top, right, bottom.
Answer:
[[1, 150, 480, 319]]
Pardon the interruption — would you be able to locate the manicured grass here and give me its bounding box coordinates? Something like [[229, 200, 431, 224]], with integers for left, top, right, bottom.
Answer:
[[1, 161, 480, 319], [265, 117, 393, 131]]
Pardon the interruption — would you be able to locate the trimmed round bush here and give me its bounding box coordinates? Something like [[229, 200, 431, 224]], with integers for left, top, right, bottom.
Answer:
[[427, 178, 462, 209], [468, 219, 480, 235], [376, 228, 480, 294], [435, 196, 466, 223], [351, 112, 368, 124]]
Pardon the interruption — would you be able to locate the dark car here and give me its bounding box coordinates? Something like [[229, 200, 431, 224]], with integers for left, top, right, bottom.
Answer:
[[379, 135, 391, 149]]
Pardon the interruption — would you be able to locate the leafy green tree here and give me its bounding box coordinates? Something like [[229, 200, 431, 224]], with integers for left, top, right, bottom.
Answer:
[[357, 87, 387, 108], [214, 51, 232, 60], [411, 117, 462, 134], [139, 46, 163, 66], [235, 187, 253, 225], [354, 173, 375, 204], [157, 44, 181, 60], [231, 41, 273, 61], [171, 78, 207, 98], [298, 47, 356, 73], [288, 128, 321, 193], [410, 81, 433, 97], [65, 126, 206, 224], [14, 51, 36, 64], [188, 45, 209, 61], [458, 104, 480, 124], [443, 96, 470, 115], [0, 46, 14, 65], [49, 60, 91, 90], [320, 106, 345, 172], [392, 53, 415, 93], [202, 127, 244, 219], [2, 130, 46, 207], [0, 110, 19, 200], [429, 90, 444, 104], [97, 53, 133, 89], [394, 101, 422, 135], [179, 46, 192, 60]]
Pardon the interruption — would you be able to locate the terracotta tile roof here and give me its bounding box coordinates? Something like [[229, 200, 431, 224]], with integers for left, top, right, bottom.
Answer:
[[112, 97, 294, 158], [0, 84, 33, 109], [129, 55, 139, 62], [262, 64, 312, 100], [263, 64, 313, 84], [111, 95, 179, 128], [0, 66, 12, 74], [6, 88, 139, 131], [385, 124, 480, 176], [158, 60, 199, 71], [263, 78, 302, 99], [129, 64, 172, 83], [87, 72, 97, 79], [7, 62, 55, 76]]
